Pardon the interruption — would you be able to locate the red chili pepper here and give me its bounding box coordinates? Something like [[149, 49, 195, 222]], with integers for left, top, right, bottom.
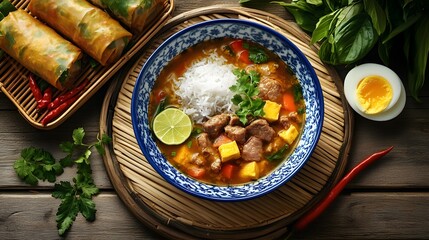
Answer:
[[48, 79, 88, 110], [237, 50, 252, 64], [37, 87, 52, 110], [41, 96, 78, 126], [293, 146, 394, 232], [28, 74, 43, 102], [229, 39, 244, 53]]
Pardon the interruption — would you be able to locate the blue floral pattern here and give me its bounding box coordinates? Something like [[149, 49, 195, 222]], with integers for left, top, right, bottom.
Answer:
[[131, 19, 324, 201]]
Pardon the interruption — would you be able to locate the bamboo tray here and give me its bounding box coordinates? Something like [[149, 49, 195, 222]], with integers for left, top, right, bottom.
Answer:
[[0, 0, 174, 130], [99, 5, 354, 240]]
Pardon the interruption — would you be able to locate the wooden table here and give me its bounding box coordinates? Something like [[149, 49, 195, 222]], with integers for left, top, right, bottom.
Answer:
[[1, 1, 429, 239]]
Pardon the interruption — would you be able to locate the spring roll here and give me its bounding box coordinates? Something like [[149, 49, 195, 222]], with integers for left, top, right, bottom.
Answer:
[[88, 0, 164, 32], [0, 9, 83, 90], [29, 0, 132, 66]]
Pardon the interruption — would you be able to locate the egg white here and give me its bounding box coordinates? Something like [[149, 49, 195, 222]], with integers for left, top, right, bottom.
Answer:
[[344, 63, 406, 121]]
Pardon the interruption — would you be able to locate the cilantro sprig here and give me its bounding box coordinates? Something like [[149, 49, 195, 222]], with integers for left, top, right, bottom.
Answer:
[[13, 127, 111, 236], [230, 69, 265, 125], [245, 43, 269, 64], [14, 147, 63, 185]]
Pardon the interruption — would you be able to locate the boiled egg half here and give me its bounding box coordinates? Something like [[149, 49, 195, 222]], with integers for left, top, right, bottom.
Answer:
[[344, 63, 406, 121]]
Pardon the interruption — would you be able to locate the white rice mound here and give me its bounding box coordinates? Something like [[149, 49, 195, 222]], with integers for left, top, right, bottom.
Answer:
[[175, 51, 237, 124]]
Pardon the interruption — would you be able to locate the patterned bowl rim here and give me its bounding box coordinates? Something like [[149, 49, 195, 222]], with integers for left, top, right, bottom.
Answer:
[[131, 19, 324, 202]]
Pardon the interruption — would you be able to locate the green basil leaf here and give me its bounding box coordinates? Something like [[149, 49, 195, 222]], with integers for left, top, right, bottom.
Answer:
[[306, 0, 323, 6], [377, 40, 391, 66], [334, 3, 363, 29], [272, 0, 328, 32], [363, 0, 386, 35], [334, 13, 378, 64], [382, 12, 421, 44], [319, 12, 378, 65], [311, 11, 337, 44], [407, 15, 429, 101], [324, 0, 351, 11]]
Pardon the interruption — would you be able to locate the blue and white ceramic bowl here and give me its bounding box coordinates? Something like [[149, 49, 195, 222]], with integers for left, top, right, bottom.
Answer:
[[131, 19, 324, 202]]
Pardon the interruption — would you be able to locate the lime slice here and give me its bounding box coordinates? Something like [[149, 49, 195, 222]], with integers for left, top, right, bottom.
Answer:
[[152, 108, 192, 145]]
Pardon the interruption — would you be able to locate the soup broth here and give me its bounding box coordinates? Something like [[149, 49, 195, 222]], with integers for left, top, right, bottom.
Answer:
[[149, 38, 305, 185]]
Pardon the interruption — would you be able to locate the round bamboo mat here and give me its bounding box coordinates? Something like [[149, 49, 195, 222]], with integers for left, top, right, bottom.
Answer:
[[99, 5, 353, 240]]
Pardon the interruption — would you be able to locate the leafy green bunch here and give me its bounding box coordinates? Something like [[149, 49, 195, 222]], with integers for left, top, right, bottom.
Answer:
[[13, 128, 111, 236], [240, 0, 429, 101]]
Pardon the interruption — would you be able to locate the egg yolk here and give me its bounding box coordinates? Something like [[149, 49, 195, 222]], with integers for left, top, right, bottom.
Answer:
[[356, 75, 393, 114]]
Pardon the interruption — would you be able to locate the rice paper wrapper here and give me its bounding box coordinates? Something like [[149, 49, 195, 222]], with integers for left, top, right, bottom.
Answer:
[[0, 9, 83, 90], [29, 0, 132, 66], [89, 0, 164, 32]]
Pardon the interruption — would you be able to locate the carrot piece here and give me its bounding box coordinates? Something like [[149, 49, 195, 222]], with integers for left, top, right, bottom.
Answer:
[[221, 164, 235, 179], [187, 166, 206, 179], [282, 93, 297, 112], [213, 134, 233, 148]]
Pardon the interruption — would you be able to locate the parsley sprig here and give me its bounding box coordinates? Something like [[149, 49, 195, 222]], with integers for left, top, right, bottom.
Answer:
[[230, 69, 265, 125], [13, 128, 111, 236]]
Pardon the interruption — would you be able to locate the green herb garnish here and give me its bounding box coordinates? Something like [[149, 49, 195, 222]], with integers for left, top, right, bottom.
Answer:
[[245, 43, 269, 64], [14, 147, 63, 185], [0, 0, 16, 18], [266, 145, 289, 161], [13, 128, 111, 236], [230, 69, 265, 125]]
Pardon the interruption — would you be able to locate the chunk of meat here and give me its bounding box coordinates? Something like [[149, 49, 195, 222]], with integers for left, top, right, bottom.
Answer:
[[196, 132, 222, 173], [224, 125, 246, 144], [210, 158, 222, 173], [191, 153, 206, 166], [196, 133, 219, 159], [245, 119, 275, 142], [258, 76, 284, 102], [196, 133, 211, 149], [229, 115, 242, 126], [242, 137, 263, 161], [288, 111, 301, 123], [279, 115, 291, 129], [279, 111, 301, 129], [203, 114, 230, 138]]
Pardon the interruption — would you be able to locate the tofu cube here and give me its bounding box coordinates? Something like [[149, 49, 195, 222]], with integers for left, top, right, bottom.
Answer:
[[263, 100, 282, 122], [239, 161, 260, 180], [218, 141, 241, 162], [278, 124, 299, 145]]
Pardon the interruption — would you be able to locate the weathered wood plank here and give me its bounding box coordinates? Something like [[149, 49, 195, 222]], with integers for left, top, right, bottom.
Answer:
[[0, 192, 160, 239], [293, 192, 429, 239], [346, 106, 429, 188], [1, 192, 428, 240]]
